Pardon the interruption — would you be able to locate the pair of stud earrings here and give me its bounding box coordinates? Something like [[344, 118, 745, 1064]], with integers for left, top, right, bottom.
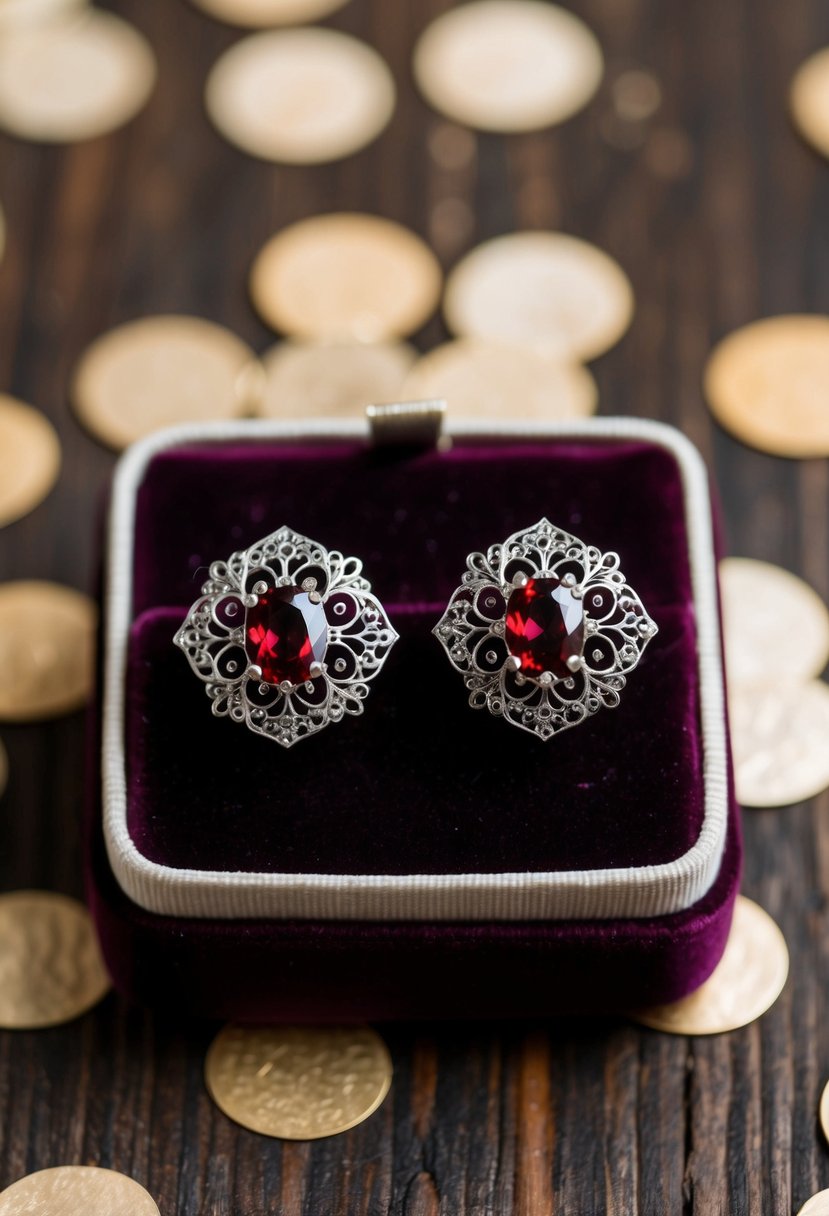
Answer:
[[174, 521, 658, 746]]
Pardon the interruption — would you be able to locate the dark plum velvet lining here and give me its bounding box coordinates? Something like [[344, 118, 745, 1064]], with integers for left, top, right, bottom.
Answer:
[[128, 440, 704, 876], [83, 433, 742, 1018]]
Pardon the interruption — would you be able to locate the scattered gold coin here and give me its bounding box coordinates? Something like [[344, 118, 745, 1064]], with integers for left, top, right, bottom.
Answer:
[[251, 214, 443, 342], [728, 680, 829, 808], [791, 47, 829, 159], [192, 0, 349, 26], [257, 340, 416, 419], [72, 315, 258, 450], [0, 738, 7, 800], [0, 394, 61, 528], [400, 338, 597, 422], [413, 0, 602, 133], [704, 315, 829, 457], [205, 1024, 393, 1139], [206, 28, 394, 164], [632, 895, 788, 1035], [0, 10, 156, 143], [820, 1078, 829, 1146], [0, 581, 96, 721], [797, 1190, 829, 1216], [719, 558, 829, 686], [0, 891, 110, 1029], [0, 0, 87, 30], [444, 231, 634, 362], [0, 1166, 158, 1215]]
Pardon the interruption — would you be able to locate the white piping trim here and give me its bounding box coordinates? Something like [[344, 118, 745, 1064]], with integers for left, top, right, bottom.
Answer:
[[102, 417, 729, 921]]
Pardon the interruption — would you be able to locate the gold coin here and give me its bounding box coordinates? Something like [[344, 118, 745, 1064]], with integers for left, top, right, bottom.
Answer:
[[0, 581, 96, 721], [206, 28, 394, 165], [73, 315, 258, 450], [632, 895, 788, 1035], [251, 213, 443, 342], [0, 892, 110, 1029], [257, 340, 416, 419], [719, 557, 829, 686], [0, 1166, 158, 1215], [0, 0, 87, 30], [400, 338, 597, 421], [0, 11, 156, 143], [0, 738, 7, 800], [444, 231, 634, 362], [728, 680, 829, 808], [205, 1024, 393, 1139], [797, 1191, 829, 1216], [412, 0, 603, 133], [820, 1078, 829, 1146], [193, 0, 349, 29], [704, 315, 829, 457], [0, 394, 61, 528], [791, 47, 829, 159]]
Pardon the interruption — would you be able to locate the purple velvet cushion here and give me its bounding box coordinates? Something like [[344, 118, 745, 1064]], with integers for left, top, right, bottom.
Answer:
[[127, 439, 704, 878]]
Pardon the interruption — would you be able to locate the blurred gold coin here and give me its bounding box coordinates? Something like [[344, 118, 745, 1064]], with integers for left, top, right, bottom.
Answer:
[[729, 680, 829, 808], [400, 338, 597, 421], [73, 315, 258, 450], [413, 0, 602, 133], [798, 1190, 829, 1216], [0, 0, 87, 30], [0, 891, 110, 1029], [791, 47, 829, 159], [719, 557, 829, 686], [0, 1166, 157, 1214], [0, 738, 7, 800], [257, 340, 416, 419], [0, 394, 61, 527], [0, 11, 156, 143], [0, 581, 96, 721], [251, 214, 443, 341], [632, 895, 788, 1035], [444, 231, 634, 362], [820, 1078, 829, 1146], [193, 0, 349, 26], [704, 315, 829, 457], [206, 28, 394, 164], [205, 1024, 393, 1139]]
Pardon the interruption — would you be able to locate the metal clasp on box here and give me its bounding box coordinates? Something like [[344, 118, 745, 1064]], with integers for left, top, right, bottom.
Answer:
[[366, 399, 448, 449]]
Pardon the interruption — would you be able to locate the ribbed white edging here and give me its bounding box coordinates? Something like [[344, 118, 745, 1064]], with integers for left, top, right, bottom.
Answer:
[[102, 417, 729, 921]]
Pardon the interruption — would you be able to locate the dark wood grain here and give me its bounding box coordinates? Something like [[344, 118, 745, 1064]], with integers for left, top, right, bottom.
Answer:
[[1, 0, 828, 1211]]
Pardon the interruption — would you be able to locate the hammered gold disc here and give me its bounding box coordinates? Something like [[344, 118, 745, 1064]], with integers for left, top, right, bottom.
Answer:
[[206, 28, 394, 164], [0, 394, 61, 528], [205, 1024, 393, 1139], [0, 1166, 158, 1215], [192, 0, 349, 26], [257, 340, 416, 419], [704, 315, 829, 457], [413, 0, 603, 133], [729, 680, 829, 808], [0, 891, 110, 1029], [444, 231, 634, 362], [0, 738, 8, 800], [719, 557, 829, 686], [791, 47, 829, 159], [400, 338, 597, 422], [632, 896, 788, 1035], [797, 1190, 829, 1216], [0, 11, 156, 143], [251, 214, 443, 341], [0, 581, 96, 721], [73, 315, 258, 450]]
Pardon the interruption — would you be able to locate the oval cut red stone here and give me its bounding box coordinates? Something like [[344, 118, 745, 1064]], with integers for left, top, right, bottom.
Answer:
[[504, 575, 585, 679], [245, 586, 328, 685]]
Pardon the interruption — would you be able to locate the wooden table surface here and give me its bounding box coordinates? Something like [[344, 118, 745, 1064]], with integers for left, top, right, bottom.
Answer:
[[1, 0, 828, 1212]]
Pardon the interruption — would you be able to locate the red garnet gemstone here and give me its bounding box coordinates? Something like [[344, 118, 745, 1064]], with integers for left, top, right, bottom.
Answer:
[[245, 586, 328, 685], [504, 576, 585, 679]]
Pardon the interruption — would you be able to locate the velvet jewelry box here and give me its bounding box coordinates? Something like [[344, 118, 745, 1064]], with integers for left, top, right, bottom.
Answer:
[[87, 416, 741, 1020]]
